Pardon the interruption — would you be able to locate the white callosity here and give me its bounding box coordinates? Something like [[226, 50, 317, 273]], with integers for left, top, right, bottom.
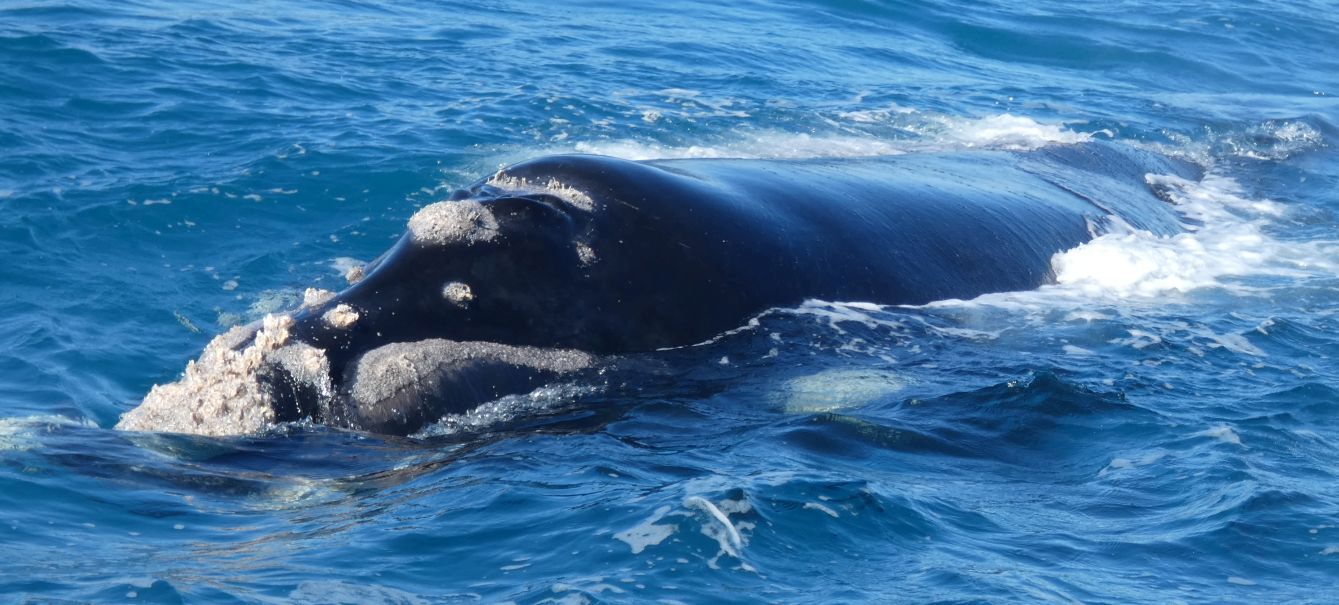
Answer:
[[117, 315, 338, 437], [484, 171, 601, 266], [268, 342, 335, 401], [441, 281, 473, 307], [575, 242, 597, 266], [346, 339, 594, 411], [322, 304, 359, 329], [407, 200, 500, 246], [485, 173, 596, 212], [302, 287, 336, 308], [116, 314, 303, 436]]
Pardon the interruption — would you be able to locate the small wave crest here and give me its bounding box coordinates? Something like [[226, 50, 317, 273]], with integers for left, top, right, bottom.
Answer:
[[0, 414, 98, 452], [1165, 118, 1331, 164], [544, 112, 1101, 161]]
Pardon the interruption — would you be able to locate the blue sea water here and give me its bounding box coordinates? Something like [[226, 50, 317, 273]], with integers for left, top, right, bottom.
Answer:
[[3, 0, 1338, 602]]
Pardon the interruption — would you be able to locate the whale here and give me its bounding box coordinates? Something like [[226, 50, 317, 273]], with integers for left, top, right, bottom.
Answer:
[[116, 141, 1200, 437]]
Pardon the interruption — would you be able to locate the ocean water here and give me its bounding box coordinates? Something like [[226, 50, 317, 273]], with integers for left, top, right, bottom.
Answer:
[[2, 0, 1338, 602]]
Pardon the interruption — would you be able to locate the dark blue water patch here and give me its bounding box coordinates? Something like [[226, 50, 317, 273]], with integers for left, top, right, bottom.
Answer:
[[1248, 383, 1339, 428], [874, 371, 1160, 468]]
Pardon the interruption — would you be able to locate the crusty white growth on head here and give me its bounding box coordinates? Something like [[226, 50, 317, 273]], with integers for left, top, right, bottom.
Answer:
[[407, 200, 500, 246], [269, 342, 334, 400], [116, 314, 296, 436], [486, 173, 596, 212], [302, 287, 336, 308], [575, 242, 598, 266], [213, 320, 262, 351], [322, 304, 359, 329], [346, 339, 594, 410], [485, 172, 603, 266], [344, 264, 365, 284], [441, 281, 473, 307]]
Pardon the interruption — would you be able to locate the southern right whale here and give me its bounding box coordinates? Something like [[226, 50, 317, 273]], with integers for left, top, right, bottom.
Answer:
[[116, 141, 1200, 437]]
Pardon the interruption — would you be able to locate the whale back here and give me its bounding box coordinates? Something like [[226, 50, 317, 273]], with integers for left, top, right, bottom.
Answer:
[[482, 142, 1186, 351]]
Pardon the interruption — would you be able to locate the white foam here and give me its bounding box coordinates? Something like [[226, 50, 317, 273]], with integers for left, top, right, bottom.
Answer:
[[944, 171, 1338, 309], [1202, 331, 1265, 357], [1196, 424, 1243, 446], [613, 505, 677, 555], [837, 103, 918, 123], [1110, 329, 1162, 350], [1166, 119, 1326, 163], [570, 133, 906, 161], [803, 502, 840, 518], [784, 299, 893, 334], [654, 87, 751, 118], [684, 495, 744, 556], [551, 578, 627, 600], [1098, 450, 1166, 477], [0, 415, 97, 451], [922, 113, 1097, 150], [1062, 344, 1094, 356], [558, 114, 1096, 161]]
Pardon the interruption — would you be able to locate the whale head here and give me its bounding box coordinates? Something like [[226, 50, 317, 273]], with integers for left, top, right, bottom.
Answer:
[[117, 191, 602, 437]]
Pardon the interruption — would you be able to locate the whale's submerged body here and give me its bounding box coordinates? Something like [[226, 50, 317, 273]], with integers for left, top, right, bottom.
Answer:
[[117, 142, 1201, 437]]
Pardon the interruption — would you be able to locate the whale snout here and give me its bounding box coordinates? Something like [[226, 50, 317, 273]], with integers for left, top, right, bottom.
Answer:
[[117, 307, 597, 437], [115, 314, 322, 436]]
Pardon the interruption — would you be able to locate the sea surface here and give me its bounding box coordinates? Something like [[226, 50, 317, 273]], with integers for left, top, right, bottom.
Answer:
[[2, 1, 1338, 602]]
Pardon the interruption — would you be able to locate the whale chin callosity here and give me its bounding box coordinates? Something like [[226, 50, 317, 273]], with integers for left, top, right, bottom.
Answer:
[[117, 141, 1201, 437]]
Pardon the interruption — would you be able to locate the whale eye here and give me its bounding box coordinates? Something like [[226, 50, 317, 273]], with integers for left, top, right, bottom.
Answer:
[[442, 281, 474, 308]]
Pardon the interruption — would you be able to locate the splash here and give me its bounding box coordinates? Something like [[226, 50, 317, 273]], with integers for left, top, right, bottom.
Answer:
[[0, 415, 98, 452], [551, 113, 1097, 161], [1049, 173, 1337, 300], [912, 112, 1099, 151]]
